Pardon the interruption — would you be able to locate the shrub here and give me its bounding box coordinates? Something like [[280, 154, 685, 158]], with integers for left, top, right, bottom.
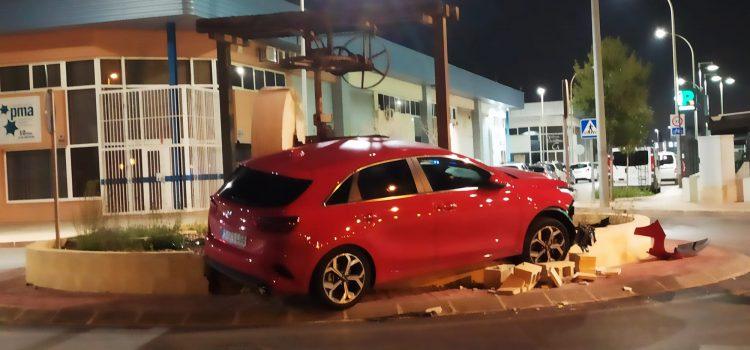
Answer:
[[70, 224, 187, 252]]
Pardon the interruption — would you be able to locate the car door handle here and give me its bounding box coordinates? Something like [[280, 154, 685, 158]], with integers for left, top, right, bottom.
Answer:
[[436, 203, 457, 212]]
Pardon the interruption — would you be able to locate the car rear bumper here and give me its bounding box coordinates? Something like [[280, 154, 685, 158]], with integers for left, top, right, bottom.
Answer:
[[204, 236, 308, 295]]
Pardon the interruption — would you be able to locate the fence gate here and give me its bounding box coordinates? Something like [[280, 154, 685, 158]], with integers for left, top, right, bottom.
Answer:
[[99, 86, 223, 215]]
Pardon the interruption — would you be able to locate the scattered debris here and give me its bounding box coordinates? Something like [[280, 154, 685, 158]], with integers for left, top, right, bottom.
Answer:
[[596, 267, 622, 277], [548, 268, 564, 288], [498, 275, 526, 295], [513, 262, 542, 291], [574, 223, 597, 252], [622, 286, 633, 293], [483, 264, 515, 289], [425, 306, 443, 316], [557, 301, 569, 308], [570, 253, 597, 274], [573, 272, 597, 282], [537, 261, 575, 278], [578, 281, 590, 286], [634, 220, 709, 260]]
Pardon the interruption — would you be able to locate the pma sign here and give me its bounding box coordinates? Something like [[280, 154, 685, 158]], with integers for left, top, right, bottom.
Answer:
[[0, 96, 42, 145], [677, 89, 696, 111]]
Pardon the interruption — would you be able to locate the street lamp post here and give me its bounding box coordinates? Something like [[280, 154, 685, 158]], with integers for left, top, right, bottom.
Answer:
[[654, 128, 660, 150], [664, 0, 683, 187], [591, 0, 610, 207], [712, 76, 735, 115], [537, 87, 546, 163], [656, 28, 699, 140]]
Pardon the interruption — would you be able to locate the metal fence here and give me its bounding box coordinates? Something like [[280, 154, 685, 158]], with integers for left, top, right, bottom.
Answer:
[[99, 86, 222, 214]]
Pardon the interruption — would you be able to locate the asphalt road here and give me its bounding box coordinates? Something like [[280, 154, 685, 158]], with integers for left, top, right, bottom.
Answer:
[[1, 211, 749, 349]]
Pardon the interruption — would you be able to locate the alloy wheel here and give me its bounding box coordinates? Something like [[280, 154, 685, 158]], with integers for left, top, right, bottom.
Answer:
[[529, 225, 567, 263], [322, 253, 366, 305]]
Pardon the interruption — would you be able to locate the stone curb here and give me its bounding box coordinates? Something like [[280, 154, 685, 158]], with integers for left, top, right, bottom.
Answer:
[[0, 245, 747, 328]]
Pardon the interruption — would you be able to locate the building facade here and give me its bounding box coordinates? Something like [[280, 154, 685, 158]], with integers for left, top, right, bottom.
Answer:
[[508, 101, 587, 165], [0, 0, 523, 224]]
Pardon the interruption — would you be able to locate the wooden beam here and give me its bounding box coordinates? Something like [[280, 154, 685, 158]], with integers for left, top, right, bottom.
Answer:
[[216, 40, 236, 181], [433, 14, 451, 150]]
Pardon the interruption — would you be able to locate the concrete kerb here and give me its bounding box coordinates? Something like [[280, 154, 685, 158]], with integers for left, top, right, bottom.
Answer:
[[2, 213, 749, 327]]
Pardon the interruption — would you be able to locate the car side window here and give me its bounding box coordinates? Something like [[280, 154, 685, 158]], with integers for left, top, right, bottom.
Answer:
[[418, 157, 490, 191], [326, 175, 353, 205], [357, 159, 418, 201]]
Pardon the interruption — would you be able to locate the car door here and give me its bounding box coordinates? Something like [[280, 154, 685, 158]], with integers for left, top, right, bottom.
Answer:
[[415, 156, 520, 271], [346, 159, 436, 283]]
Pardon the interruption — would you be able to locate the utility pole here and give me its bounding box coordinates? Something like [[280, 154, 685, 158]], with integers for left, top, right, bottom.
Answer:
[[667, 0, 683, 187], [562, 79, 572, 183], [591, 0, 610, 207], [299, 0, 307, 141]]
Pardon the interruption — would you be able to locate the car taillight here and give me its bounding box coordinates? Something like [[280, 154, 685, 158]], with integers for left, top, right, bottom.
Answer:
[[255, 216, 300, 233]]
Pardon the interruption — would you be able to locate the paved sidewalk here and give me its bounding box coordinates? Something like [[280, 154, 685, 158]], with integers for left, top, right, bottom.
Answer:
[[575, 184, 750, 213], [0, 243, 747, 328]]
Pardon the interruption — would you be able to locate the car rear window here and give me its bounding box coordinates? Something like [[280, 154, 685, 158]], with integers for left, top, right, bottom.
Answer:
[[217, 166, 312, 207], [571, 163, 587, 170]]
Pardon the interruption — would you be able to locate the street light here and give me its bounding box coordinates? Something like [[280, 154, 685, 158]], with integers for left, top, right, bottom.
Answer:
[[661, 0, 683, 187], [654, 27, 668, 39], [677, 77, 686, 86], [654, 27, 695, 86], [654, 128, 660, 151], [711, 76, 735, 115], [537, 87, 546, 162]]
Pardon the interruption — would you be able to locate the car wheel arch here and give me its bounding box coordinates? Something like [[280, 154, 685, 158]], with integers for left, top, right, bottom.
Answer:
[[309, 244, 377, 292], [529, 207, 576, 243]]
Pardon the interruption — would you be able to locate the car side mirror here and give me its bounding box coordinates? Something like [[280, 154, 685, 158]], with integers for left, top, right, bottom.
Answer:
[[481, 174, 507, 189]]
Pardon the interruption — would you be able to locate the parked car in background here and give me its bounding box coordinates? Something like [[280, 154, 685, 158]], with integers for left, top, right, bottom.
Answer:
[[544, 161, 567, 182], [205, 137, 575, 309], [612, 147, 661, 192], [501, 162, 529, 171], [658, 151, 678, 184], [529, 163, 559, 180], [571, 162, 598, 183]]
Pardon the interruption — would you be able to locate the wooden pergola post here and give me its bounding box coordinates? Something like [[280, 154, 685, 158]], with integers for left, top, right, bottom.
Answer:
[[433, 13, 451, 150], [215, 40, 236, 181]]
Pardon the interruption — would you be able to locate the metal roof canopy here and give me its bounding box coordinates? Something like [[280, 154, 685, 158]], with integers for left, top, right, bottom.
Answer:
[[196, 0, 459, 180]]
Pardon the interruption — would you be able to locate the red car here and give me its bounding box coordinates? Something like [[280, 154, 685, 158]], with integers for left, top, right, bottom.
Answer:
[[205, 137, 575, 308]]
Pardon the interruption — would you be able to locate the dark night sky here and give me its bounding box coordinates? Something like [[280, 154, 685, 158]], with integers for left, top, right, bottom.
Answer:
[[303, 0, 749, 136]]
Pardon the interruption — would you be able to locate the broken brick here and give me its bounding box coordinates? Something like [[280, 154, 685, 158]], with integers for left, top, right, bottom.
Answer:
[[569, 253, 597, 274], [483, 264, 515, 289]]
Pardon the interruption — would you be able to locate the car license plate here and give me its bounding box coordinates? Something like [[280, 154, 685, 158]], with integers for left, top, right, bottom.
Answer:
[[221, 229, 246, 248]]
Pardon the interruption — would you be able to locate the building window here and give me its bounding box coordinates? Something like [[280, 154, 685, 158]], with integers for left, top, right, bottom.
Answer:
[[231, 65, 244, 87], [547, 126, 563, 133], [124, 59, 190, 85], [67, 89, 98, 144], [193, 60, 213, 85], [70, 147, 101, 197], [518, 127, 528, 134], [509, 128, 518, 135], [254, 69, 265, 89], [100, 59, 122, 85], [0, 65, 30, 92], [6, 150, 67, 200], [275, 73, 285, 87], [66, 60, 95, 86], [32, 64, 61, 89], [377, 93, 420, 117], [265, 71, 276, 87]]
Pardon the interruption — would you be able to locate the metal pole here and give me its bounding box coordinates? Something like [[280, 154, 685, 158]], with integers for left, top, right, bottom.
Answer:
[[540, 92, 545, 162], [667, 0, 683, 187], [720, 81, 724, 115], [47, 89, 61, 249], [299, 0, 307, 142], [562, 80, 571, 183], [591, 0, 610, 207], [677, 34, 699, 139]]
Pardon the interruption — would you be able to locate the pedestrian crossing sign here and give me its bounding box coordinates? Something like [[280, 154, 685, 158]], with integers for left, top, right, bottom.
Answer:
[[580, 118, 598, 139]]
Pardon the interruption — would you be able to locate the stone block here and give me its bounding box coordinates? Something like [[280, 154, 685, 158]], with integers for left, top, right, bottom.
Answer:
[[498, 275, 526, 295], [548, 268, 563, 288], [536, 261, 575, 278], [569, 253, 597, 274], [483, 264, 515, 289]]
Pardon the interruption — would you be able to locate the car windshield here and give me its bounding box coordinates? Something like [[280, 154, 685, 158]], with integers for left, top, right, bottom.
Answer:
[[217, 166, 312, 207]]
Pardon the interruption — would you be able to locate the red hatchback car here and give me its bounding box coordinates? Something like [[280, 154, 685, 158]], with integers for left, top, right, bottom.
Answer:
[[205, 137, 575, 308]]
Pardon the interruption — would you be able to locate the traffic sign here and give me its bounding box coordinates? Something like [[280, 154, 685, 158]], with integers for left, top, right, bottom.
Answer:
[[580, 118, 598, 139], [670, 127, 685, 136], [670, 114, 685, 128], [678, 89, 696, 111]]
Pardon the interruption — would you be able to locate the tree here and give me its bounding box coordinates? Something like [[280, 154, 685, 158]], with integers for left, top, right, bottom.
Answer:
[[572, 37, 654, 154]]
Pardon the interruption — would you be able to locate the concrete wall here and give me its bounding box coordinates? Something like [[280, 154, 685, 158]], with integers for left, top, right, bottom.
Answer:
[[698, 135, 737, 204], [26, 240, 208, 295]]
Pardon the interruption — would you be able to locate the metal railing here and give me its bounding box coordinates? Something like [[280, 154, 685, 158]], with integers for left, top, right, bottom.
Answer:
[[99, 86, 222, 214]]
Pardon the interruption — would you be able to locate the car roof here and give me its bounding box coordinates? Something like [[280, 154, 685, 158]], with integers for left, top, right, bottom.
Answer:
[[243, 137, 454, 180]]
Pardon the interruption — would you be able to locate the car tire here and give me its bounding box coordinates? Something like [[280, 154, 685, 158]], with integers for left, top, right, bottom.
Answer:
[[311, 247, 372, 309], [521, 217, 572, 263]]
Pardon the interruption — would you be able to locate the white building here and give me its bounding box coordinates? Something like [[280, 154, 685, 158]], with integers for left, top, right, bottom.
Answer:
[[508, 101, 588, 165]]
